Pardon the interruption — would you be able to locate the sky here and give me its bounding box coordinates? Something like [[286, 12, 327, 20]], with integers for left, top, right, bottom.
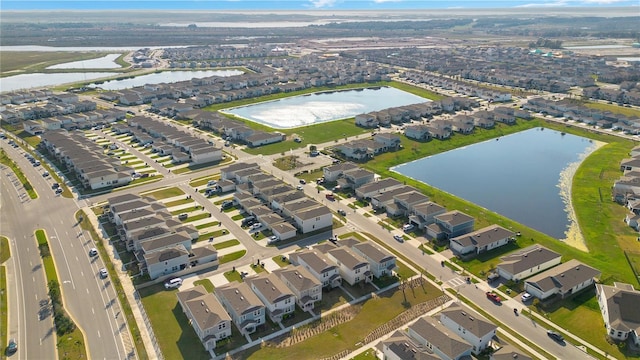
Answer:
[[2, 0, 639, 11]]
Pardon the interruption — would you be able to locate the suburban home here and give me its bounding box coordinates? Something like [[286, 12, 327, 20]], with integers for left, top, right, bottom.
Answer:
[[497, 245, 562, 281], [354, 177, 404, 200], [326, 246, 372, 286], [144, 244, 189, 280], [350, 241, 397, 278], [215, 281, 266, 335], [245, 131, 284, 147], [291, 205, 333, 233], [440, 303, 497, 355], [355, 113, 378, 128], [273, 265, 322, 311], [427, 210, 475, 241], [596, 282, 640, 346], [524, 259, 601, 300], [377, 331, 432, 360], [408, 316, 473, 360], [245, 273, 296, 323], [289, 249, 342, 289], [449, 224, 515, 256], [338, 168, 375, 189], [404, 124, 431, 141], [269, 222, 298, 241], [373, 133, 402, 149], [323, 162, 360, 182], [176, 285, 232, 352], [220, 162, 260, 181], [621, 158, 640, 172], [490, 345, 532, 360], [409, 201, 447, 229]]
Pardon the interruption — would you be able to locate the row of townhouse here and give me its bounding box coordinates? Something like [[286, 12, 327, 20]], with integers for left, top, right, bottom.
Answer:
[[105, 193, 218, 280], [354, 97, 480, 129], [1, 93, 96, 123], [177, 264, 323, 351], [194, 110, 284, 148], [335, 133, 402, 161], [524, 97, 640, 133], [125, 115, 222, 164], [379, 303, 499, 359], [222, 162, 332, 238], [0, 89, 53, 105], [381, 45, 604, 92], [40, 130, 134, 190], [583, 82, 640, 107], [22, 108, 127, 135]]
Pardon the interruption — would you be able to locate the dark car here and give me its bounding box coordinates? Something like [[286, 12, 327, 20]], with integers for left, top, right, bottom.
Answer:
[[337, 209, 347, 216], [547, 330, 564, 342], [6, 338, 17, 354]]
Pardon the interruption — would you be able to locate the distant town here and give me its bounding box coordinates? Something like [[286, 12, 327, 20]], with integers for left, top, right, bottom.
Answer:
[[1, 8, 640, 360]]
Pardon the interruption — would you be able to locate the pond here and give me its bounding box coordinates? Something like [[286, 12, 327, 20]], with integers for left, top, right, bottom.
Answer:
[[391, 128, 602, 240], [222, 86, 428, 129], [89, 69, 244, 90], [46, 54, 123, 69], [1, 72, 116, 92]]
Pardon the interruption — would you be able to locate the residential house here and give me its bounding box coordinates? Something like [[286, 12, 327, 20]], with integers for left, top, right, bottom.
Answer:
[[449, 225, 515, 256], [404, 124, 431, 141], [524, 259, 601, 300], [273, 265, 322, 311], [408, 316, 473, 360], [245, 273, 295, 323], [326, 246, 372, 286], [215, 282, 266, 335], [490, 345, 532, 360], [176, 285, 232, 351], [355, 177, 404, 200], [355, 113, 378, 128], [409, 201, 447, 230], [373, 133, 402, 150], [144, 245, 189, 280], [596, 282, 640, 345], [440, 303, 497, 355], [289, 248, 342, 289], [427, 211, 475, 241], [497, 245, 562, 281], [377, 331, 432, 360], [323, 162, 360, 182], [291, 205, 332, 233], [350, 241, 397, 278]]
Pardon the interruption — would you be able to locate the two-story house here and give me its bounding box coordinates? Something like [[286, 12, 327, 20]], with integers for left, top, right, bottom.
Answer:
[[215, 282, 265, 335], [327, 247, 372, 286], [497, 245, 562, 281], [350, 241, 397, 278], [245, 273, 295, 323], [289, 249, 342, 289], [408, 316, 473, 360], [176, 285, 231, 352], [596, 282, 640, 346], [273, 265, 322, 311], [440, 303, 497, 355]]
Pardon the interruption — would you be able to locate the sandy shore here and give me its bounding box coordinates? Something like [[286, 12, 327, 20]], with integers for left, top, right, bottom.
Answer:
[[558, 139, 606, 252]]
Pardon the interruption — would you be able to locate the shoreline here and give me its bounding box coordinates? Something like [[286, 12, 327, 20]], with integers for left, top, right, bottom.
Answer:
[[558, 139, 606, 252]]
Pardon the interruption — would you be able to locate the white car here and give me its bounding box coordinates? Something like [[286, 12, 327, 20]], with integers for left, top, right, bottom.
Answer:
[[402, 223, 415, 232], [267, 236, 280, 245], [99, 268, 108, 279], [251, 223, 262, 230], [89, 248, 98, 257], [521, 292, 533, 302]]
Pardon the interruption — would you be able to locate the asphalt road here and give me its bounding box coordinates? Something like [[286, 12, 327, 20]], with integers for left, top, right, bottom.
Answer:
[[1, 140, 132, 360]]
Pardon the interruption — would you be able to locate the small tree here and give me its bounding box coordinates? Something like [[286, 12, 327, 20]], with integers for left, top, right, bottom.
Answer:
[[309, 144, 317, 152]]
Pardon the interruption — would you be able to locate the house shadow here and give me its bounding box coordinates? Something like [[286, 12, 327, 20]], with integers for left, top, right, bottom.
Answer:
[[171, 304, 211, 360]]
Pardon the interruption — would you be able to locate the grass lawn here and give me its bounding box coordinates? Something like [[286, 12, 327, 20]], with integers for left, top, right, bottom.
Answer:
[[272, 255, 290, 268], [242, 283, 442, 360], [214, 239, 240, 250], [0, 236, 10, 263], [138, 284, 211, 360], [539, 290, 628, 360], [163, 198, 194, 208], [57, 327, 87, 360], [219, 250, 247, 265], [195, 222, 220, 230], [0, 266, 7, 359], [224, 270, 243, 283], [0, 149, 38, 199], [0, 51, 119, 74], [182, 213, 212, 223], [189, 175, 220, 188], [193, 279, 215, 293], [142, 187, 185, 200]]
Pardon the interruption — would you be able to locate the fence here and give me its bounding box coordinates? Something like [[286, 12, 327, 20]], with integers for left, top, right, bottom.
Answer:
[[134, 291, 165, 360]]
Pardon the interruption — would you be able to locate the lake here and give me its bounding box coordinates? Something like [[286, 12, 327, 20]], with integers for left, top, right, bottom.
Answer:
[[47, 54, 123, 69], [89, 69, 244, 90], [222, 87, 428, 128], [1, 72, 116, 92], [391, 128, 601, 239]]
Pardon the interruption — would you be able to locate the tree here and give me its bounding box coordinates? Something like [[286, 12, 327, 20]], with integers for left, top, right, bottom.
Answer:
[[309, 144, 317, 152]]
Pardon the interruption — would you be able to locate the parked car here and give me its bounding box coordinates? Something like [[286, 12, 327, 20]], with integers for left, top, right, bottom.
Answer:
[[267, 235, 280, 245], [99, 268, 108, 279], [393, 235, 404, 243], [51, 183, 60, 190], [251, 223, 262, 230], [337, 209, 347, 216], [402, 223, 415, 232], [521, 292, 533, 302], [325, 193, 335, 201], [241, 216, 256, 227], [55, 188, 63, 194], [299, 179, 306, 184], [6, 338, 17, 354], [164, 278, 183, 289], [89, 248, 98, 257], [178, 213, 188, 220], [296, 185, 304, 191], [547, 330, 564, 342], [486, 292, 502, 304], [42, 171, 49, 177]]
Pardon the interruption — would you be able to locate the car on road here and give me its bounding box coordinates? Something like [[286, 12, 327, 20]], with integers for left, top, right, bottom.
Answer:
[[33, 160, 40, 166], [402, 223, 415, 232], [486, 292, 502, 304], [337, 209, 347, 216], [52, 183, 60, 189], [299, 179, 306, 184], [6, 338, 17, 355], [42, 171, 49, 177], [547, 330, 564, 342], [55, 188, 63, 194], [89, 248, 98, 257], [296, 185, 304, 190], [393, 235, 404, 243], [178, 213, 188, 220], [325, 193, 335, 201], [521, 292, 532, 302], [99, 268, 108, 279]]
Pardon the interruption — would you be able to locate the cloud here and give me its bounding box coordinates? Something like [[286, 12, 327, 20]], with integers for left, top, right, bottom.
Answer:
[[309, 0, 338, 8], [372, 0, 403, 3]]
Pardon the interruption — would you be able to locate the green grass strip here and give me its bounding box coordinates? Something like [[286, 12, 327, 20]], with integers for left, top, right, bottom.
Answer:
[[0, 149, 37, 199], [0, 236, 10, 264]]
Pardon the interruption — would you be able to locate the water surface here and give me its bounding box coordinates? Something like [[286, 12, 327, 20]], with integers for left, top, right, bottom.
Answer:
[[89, 69, 243, 90]]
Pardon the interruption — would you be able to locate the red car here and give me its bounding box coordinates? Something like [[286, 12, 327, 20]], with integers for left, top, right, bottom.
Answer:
[[486, 292, 502, 304]]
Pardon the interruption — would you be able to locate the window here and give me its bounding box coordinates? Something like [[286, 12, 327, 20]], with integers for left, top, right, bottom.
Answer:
[[355, 268, 360, 274], [218, 323, 226, 330]]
